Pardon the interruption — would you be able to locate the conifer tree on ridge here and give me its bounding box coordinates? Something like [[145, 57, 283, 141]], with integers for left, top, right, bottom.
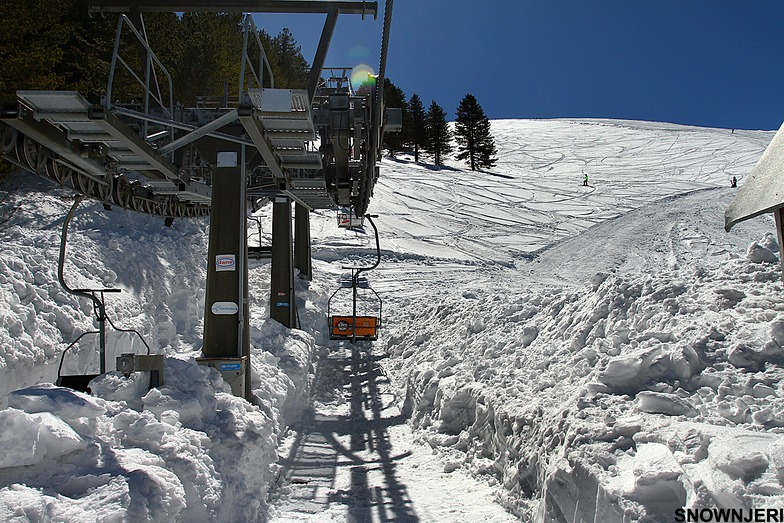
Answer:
[[455, 93, 497, 170], [425, 100, 453, 167], [408, 94, 426, 163]]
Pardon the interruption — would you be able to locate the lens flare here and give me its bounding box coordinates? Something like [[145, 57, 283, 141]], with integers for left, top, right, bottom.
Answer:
[[351, 64, 375, 90], [348, 45, 371, 63]]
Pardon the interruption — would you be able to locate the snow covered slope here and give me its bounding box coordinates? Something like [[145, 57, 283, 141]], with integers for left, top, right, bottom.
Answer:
[[0, 118, 780, 522], [365, 120, 784, 521]]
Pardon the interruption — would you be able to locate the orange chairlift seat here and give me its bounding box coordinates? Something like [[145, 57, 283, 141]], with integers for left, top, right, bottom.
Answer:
[[328, 277, 382, 341], [327, 213, 382, 343]]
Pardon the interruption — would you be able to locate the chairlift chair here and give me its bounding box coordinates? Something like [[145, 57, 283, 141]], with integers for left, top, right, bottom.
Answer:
[[247, 215, 272, 259], [327, 274, 382, 341], [337, 207, 364, 229], [55, 196, 151, 392], [327, 214, 382, 343]]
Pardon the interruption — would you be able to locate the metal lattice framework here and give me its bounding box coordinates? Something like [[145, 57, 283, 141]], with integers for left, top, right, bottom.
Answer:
[[1, 0, 398, 397], [1, 0, 397, 221]]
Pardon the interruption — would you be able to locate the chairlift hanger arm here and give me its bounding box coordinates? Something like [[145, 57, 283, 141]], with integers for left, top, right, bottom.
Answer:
[[90, 0, 378, 16], [339, 214, 380, 274], [354, 214, 380, 282], [58, 197, 102, 309], [58, 196, 110, 374]]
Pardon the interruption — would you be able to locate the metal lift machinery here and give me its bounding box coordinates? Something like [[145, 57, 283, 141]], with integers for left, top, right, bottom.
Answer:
[[0, 0, 398, 398]]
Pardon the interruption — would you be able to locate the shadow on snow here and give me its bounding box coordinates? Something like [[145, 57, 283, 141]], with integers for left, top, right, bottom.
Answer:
[[273, 348, 419, 522]]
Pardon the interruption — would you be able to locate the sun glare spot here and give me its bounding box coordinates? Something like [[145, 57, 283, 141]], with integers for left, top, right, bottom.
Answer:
[[350, 64, 376, 90]]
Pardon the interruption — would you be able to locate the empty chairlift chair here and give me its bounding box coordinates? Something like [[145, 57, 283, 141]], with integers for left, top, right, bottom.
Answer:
[[327, 213, 382, 343], [328, 275, 382, 341]]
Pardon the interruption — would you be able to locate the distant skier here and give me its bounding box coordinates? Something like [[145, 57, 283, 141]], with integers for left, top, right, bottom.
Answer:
[[583, 173, 589, 186], [731, 175, 737, 188]]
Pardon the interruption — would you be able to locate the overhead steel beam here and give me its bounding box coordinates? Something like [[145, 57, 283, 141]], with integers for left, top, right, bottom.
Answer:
[[237, 106, 284, 178], [88, 106, 183, 182], [158, 109, 238, 155], [90, 0, 377, 16], [283, 189, 315, 210], [112, 106, 254, 148], [307, 7, 339, 101]]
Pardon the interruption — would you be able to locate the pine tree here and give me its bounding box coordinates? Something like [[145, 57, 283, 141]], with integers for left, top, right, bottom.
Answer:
[[454, 93, 497, 170], [0, 0, 110, 98], [175, 13, 244, 105], [381, 78, 407, 157], [266, 28, 309, 89], [409, 94, 426, 163], [424, 100, 452, 167]]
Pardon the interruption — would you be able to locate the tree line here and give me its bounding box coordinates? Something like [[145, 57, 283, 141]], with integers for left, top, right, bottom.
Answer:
[[382, 79, 497, 170], [0, 0, 497, 175], [0, 1, 310, 104]]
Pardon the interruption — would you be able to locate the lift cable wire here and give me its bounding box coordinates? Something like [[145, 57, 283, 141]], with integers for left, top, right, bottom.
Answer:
[[373, 0, 394, 157]]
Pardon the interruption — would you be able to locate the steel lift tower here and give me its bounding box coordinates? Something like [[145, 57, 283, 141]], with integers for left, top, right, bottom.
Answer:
[[1, 0, 398, 397]]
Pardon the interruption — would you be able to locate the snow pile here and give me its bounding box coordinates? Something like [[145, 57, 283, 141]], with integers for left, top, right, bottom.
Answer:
[[746, 233, 780, 264], [382, 192, 784, 520], [0, 177, 320, 521], [0, 328, 317, 522], [0, 361, 260, 521]]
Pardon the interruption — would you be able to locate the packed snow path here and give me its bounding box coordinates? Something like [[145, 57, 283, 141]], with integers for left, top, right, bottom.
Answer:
[[269, 346, 516, 522]]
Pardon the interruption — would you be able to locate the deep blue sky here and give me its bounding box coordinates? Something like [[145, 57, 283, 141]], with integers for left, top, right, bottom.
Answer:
[[253, 1, 784, 130]]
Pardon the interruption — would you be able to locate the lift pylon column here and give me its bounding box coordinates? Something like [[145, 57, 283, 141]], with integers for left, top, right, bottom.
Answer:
[[203, 151, 249, 360], [271, 197, 296, 327], [294, 203, 312, 281]]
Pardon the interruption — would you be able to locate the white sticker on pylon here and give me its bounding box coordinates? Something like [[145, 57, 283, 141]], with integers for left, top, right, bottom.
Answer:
[[211, 302, 239, 315], [216, 254, 236, 271]]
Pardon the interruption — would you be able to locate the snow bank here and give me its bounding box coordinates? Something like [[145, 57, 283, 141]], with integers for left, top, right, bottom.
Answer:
[[383, 191, 784, 521], [0, 177, 319, 521], [0, 350, 316, 522]]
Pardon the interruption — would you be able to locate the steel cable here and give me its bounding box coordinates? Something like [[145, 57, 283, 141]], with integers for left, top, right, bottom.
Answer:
[[374, 0, 394, 154]]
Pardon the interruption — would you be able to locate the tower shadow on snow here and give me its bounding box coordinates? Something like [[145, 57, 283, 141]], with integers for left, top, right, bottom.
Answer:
[[273, 348, 419, 522]]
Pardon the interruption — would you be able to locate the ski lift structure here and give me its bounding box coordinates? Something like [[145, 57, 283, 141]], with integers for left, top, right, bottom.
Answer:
[[327, 213, 382, 342]]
